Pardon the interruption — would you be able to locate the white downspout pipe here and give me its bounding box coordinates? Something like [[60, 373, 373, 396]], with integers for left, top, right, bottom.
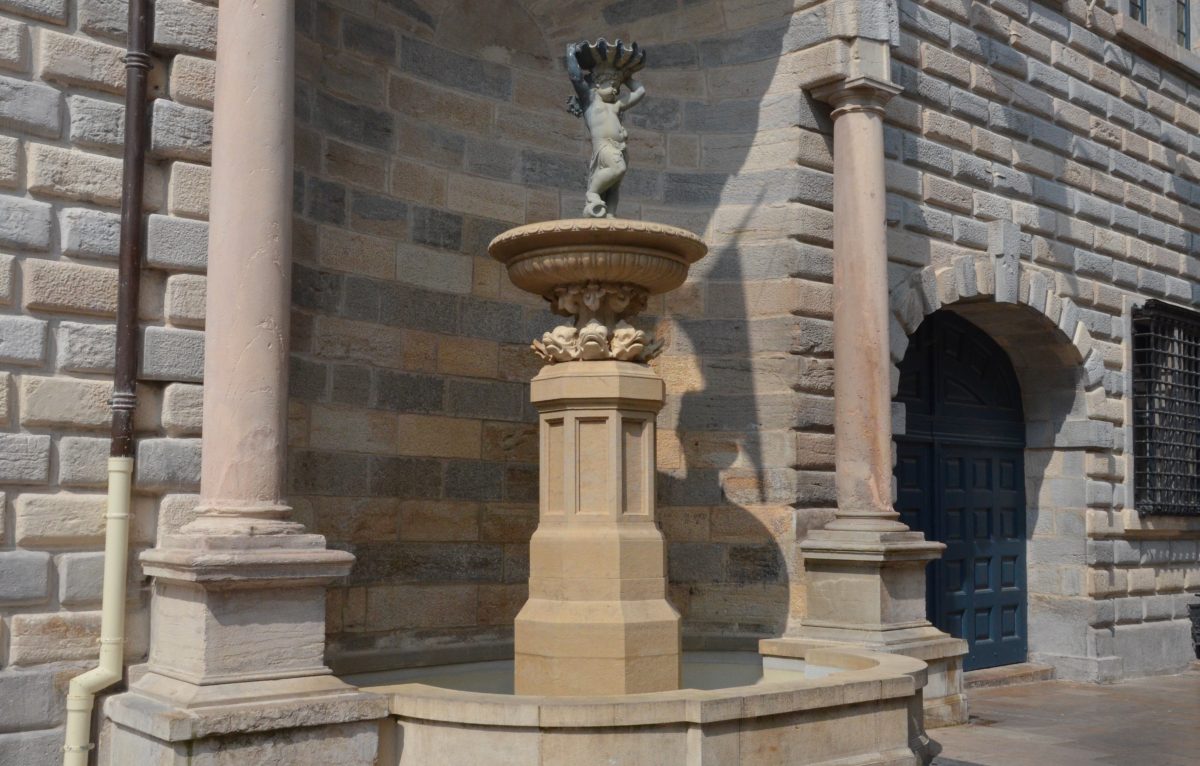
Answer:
[[62, 457, 133, 765]]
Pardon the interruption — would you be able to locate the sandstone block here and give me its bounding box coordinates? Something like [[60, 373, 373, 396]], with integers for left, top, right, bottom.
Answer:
[[58, 435, 109, 487], [146, 213, 208, 271], [19, 375, 111, 429], [0, 197, 52, 250], [0, 17, 30, 72], [8, 610, 102, 664], [165, 273, 205, 327], [140, 325, 204, 382], [36, 28, 124, 93], [14, 492, 106, 546], [67, 93, 124, 149], [0, 549, 50, 603], [0, 314, 47, 364], [167, 161, 209, 219], [154, 0, 217, 56], [135, 437, 201, 490], [26, 142, 122, 204], [22, 258, 118, 316], [57, 551, 106, 605], [0, 134, 17, 188], [61, 206, 122, 260], [57, 321, 115, 373], [169, 54, 214, 108], [0, 73, 60, 137], [150, 98, 212, 162], [0, 433, 49, 483], [161, 382, 202, 435], [0, 668, 64, 734]]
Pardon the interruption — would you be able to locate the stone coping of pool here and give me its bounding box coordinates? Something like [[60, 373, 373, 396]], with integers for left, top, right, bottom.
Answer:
[[353, 646, 928, 728]]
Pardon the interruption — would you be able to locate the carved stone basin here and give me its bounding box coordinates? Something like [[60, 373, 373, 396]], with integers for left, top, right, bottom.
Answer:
[[488, 218, 707, 298]]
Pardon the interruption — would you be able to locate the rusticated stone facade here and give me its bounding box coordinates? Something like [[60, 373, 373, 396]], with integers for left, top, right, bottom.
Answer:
[[3, 0, 1200, 761], [0, 0, 212, 760]]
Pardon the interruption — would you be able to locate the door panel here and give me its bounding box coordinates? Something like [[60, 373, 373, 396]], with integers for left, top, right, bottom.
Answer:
[[895, 311, 1028, 672]]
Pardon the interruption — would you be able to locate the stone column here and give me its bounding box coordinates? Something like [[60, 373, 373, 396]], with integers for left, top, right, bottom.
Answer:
[[103, 2, 385, 760], [761, 76, 968, 727]]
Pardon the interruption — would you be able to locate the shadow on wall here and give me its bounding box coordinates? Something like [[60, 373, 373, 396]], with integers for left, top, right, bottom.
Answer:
[[290, 0, 834, 666]]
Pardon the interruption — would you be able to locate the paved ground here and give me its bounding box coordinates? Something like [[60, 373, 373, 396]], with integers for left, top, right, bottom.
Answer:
[[931, 670, 1200, 765]]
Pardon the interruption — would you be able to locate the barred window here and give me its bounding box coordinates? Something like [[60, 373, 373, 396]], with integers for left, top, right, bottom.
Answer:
[[1180, 0, 1192, 46], [1131, 0, 1147, 23], [1132, 300, 1200, 516]]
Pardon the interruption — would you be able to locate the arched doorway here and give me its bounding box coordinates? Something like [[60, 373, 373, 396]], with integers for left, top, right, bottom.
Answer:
[[894, 310, 1027, 671]]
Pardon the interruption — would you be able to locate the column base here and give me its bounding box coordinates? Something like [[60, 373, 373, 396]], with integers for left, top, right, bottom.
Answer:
[[784, 527, 969, 727]]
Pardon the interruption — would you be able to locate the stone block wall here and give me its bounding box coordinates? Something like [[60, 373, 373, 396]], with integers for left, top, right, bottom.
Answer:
[[290, 0, 839, 671], [886, 0, 1200, 679], [0, 0, 212, 758]]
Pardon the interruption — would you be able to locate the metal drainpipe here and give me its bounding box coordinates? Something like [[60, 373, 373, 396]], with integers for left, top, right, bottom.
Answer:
[[62, 0, 151, 762]]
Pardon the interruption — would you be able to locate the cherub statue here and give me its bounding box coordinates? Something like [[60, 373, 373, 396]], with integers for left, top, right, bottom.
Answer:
[[566, 39, 646, 219]]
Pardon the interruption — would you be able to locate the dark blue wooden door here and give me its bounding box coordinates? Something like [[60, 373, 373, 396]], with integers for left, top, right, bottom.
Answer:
[[895, 311, 1027, 671]]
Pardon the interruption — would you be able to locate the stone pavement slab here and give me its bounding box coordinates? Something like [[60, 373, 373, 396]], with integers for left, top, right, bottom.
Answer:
[[932, 670, 1200, 766]]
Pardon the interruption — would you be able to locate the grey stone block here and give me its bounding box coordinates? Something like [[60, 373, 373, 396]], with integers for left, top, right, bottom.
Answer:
[[288, 449, 368, 496], [1028, 2, 1069, 39], [331, 363, 371, 405], [150, 98, 212, 162], [988, 101, 1032, 138], [459, 298, 526, 344], [288, 355, 327, 401], [366, 455, 441, 498], [146, 213, 208, 272], [306, 177, 346, 225], [0, 669, 64, 733], [903, 134, 952, 174], [79, 0, 127, 41], [0, 73, 61, 138], [378, 281, 458, 334], [0, 433, 51, 483], [315, 91, 394, 151], [57, 551, 106, 605], [135, 437, 201, 490], [140, 325, 205, 382], [373, 369, 444, 413], [899, 0, 950, 43], [520, 149, 585, 191], [445, 459, 503, 501], [67, 94, 124, 149], [400, 35, 511, 99], [902, 201, 953, 239], [58, 435, 109, 487], [668, 542, 724, 583], [61, 207, 122, 260], [293, 264, 343, 314], [342, 15, 395, 60], [0, 197, 52, 250], [0, 315, 47, 364], [154, 0, 217, 55], [410, 206, 463, 252], [0, 728, 63, 764], [58, 321, 115, 373], [446, 379, 525, 421], [0, 550, 50, 603], [350, 190, 407, 236]]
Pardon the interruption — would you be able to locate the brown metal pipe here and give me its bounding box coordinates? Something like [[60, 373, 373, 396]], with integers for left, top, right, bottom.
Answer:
[[111, 0, 152, 458]]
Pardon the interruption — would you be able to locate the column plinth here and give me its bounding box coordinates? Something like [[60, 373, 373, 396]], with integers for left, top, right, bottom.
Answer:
[[765, 75, 968, 728]]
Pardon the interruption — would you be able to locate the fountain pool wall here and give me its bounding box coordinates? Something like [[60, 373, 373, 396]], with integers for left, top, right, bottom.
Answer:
[[346, 647, 932, 766]]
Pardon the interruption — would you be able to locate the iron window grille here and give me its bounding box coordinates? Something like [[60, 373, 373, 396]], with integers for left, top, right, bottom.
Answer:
[[1133, 300, 1200, 516], [1180, 0, 1192, 47], [1130, 0, 1147, 23]]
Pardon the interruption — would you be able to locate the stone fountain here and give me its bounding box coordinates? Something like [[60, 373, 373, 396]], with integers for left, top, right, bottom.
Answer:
[[347, 39, 936, 765]]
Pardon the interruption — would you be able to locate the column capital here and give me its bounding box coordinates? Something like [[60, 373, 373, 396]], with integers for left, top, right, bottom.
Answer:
[[811, 75, 902, 117]]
